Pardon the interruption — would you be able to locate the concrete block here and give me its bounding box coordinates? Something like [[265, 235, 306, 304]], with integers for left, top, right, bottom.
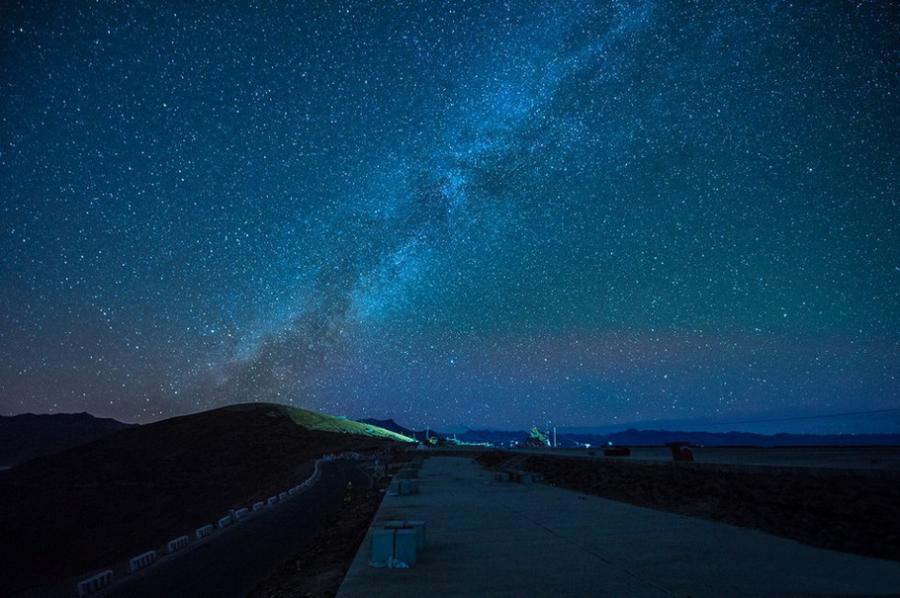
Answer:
[[76, 569, 113, 596], [267, 496, 278, 506], [128, 550, 157, 572], [288, 487, 298, 495], [195, 524, 214, 539], [252, 501, 265, 511], [279, 491, 288, 501], [217, 514, 233, 529], [406, 520, 427, 551], [370, 528, 395, 567], [234, 507, 250, 520], [393, 479, 419, 495], [166, 535, 190, 553], [382, 520, 426, 553], [395, 529, 418, 566]]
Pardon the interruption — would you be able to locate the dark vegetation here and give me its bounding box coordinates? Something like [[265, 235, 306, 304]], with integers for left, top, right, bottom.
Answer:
[[478, 451, 900, 562], [0, 412, 134, 466], [560, 428, 900, 448], [0, 404, 398, 593]]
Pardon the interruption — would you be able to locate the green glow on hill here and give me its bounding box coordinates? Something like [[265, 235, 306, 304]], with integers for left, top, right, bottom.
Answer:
[[282, 406, 415, 443]]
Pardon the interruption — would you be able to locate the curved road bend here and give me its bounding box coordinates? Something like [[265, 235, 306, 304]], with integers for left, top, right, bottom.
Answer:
[[104, 459, 369, 598]]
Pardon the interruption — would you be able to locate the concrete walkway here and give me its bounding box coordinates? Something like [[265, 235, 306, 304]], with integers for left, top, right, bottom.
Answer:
[[338, 457, 900, 597]]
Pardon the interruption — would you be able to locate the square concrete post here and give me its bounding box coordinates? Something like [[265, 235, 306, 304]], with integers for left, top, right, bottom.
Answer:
[[406, 520, 426, 551], [370, 528, 395, 567], [395, 529, 418, 566]]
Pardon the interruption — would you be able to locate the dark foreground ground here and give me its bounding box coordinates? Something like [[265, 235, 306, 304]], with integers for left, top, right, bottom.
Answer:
[[478, 450, 900, 562], [532, 445, 900, 470], [0, 404, 398, 594], [103, 460, 372, 598], [249, 474, 390, 598]]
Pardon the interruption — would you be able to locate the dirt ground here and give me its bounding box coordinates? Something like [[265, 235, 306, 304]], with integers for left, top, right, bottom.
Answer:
[[477, 451, 900, 562]]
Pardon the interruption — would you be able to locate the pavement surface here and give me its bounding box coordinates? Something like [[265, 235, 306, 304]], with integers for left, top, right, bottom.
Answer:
[[337, 456, 900, 597], [88, 460, 369, 598]]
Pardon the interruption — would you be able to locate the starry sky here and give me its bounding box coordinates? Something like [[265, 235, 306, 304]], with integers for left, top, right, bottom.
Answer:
[[1, 1, 898, 432]]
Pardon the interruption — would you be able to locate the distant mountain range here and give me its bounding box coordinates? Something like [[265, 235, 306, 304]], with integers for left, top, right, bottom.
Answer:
[[362, 418, 900, 447], [0, 412, 135, 467], [7, 410, 896, 473]]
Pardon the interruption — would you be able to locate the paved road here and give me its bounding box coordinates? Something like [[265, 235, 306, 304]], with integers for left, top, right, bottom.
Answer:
[[102, 460, 367, 598], [339, 457, 900, 597]]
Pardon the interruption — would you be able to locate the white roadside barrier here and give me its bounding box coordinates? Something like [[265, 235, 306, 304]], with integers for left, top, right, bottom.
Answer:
[[71, 454, 345, 595], [76, 569, 113, 596], [166, 535, 190, 553], [128, 550, 157, 573]]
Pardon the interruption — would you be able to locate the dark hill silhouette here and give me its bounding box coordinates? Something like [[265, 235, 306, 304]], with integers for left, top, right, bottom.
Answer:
[[0, 412, 135, 467], [0, 403, 405, 593]]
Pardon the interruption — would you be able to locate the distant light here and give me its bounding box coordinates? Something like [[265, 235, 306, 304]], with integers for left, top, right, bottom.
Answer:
[[607, 441, 613, 446]]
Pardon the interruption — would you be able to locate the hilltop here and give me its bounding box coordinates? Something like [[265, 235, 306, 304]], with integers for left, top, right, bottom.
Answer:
[[359, 417, 429, 442], [288, 409, 414, 442], [0, 403, 410, 593]]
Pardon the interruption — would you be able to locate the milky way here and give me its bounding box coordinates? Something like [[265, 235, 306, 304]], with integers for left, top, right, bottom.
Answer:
[[1, 1, 897, 431]]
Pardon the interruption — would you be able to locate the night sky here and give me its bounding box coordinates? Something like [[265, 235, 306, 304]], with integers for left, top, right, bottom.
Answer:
[[1, 1, 898, 432]]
